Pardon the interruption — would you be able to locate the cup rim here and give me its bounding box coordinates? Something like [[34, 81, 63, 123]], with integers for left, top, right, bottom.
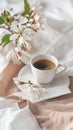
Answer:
[[30, 54, 58, 72]]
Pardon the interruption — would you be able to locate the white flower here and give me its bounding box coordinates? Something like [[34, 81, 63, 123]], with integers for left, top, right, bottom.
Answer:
[[23, 85, 45, 100], [10, 19, 32, 52], [9, 8, 41, 45], [27, 86, 40, 100], [26, 85, 46, 100], [17, 37, 32, 52]]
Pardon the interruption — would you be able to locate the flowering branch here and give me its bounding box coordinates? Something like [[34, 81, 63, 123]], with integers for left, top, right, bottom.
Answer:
[[0, 0, 43, 64]]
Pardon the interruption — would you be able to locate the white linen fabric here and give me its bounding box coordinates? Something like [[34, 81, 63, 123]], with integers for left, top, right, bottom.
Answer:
[[0, 98, 41, 130]]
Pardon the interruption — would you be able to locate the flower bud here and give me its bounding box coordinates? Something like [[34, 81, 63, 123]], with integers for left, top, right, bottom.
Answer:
[[1, 9, 6, 16]]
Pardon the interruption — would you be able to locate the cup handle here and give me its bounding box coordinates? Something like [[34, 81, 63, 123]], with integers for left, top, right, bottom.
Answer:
[[56, 64, 66, 77]]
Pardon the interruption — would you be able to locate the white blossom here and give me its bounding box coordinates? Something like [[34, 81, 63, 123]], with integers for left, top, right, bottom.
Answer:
[[10, 20, 32, 52]]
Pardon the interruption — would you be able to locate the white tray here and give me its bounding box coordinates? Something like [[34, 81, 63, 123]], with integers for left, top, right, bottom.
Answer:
[[15, 65, 71, 103]]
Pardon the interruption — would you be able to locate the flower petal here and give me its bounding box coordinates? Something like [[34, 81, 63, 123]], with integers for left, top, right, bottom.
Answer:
[[20, 17, 28, 24], [26, 23, 31, 27], [19, 23, 26, 30], [10, 34, 18, 41], [15, 47, 21, 52], [11, 21, 19, 32], [17, 37, 24, 46], [29, 18, 34, 23], [23, 29, 32, 36]]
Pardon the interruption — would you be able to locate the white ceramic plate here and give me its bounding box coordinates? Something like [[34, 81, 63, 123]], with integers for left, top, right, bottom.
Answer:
[[17, 65, 71, 103]]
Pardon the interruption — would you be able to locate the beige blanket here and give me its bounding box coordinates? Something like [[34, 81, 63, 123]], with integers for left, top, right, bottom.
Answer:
[[29, 77, 73, 130]]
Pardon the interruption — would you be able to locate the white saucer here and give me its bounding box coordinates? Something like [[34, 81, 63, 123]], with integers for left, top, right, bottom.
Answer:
[[17, 65, 71, 103]]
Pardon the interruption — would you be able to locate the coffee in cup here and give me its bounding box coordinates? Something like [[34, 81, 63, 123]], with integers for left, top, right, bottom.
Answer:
[[30, 54, 65, 84], [33, 59, 56, 70]]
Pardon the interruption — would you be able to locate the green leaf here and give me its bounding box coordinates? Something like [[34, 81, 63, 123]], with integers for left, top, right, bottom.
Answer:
[[1, 10, 11, 25], [2, 34, 11, 47], [0, 16, 4, 24], [24, 0, 30, 14]]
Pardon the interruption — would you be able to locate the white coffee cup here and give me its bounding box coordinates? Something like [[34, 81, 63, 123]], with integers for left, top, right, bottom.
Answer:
[[30, 54, 65, 84]]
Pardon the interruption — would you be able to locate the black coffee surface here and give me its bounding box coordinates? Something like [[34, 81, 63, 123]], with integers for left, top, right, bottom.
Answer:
[[33, 59, 56, 70]]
